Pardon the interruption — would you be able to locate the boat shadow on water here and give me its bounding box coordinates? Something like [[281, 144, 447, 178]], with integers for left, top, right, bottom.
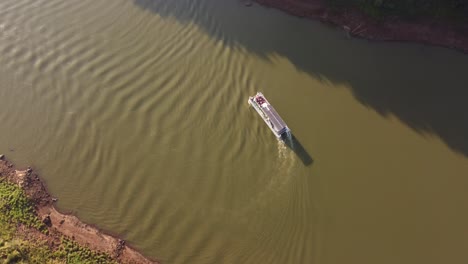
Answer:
[[282, 133, 313, 166]]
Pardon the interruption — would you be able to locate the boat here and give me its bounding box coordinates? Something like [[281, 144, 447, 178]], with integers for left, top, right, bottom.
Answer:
[[248, 92, 290, 138]]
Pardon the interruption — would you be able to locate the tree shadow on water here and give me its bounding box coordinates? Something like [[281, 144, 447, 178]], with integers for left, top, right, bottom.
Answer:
[[134, 0, 468, 157]]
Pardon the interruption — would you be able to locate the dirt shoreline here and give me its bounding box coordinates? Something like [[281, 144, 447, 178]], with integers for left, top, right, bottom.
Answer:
[[0, 156, 158, 264], [253, 0, 468, 53]]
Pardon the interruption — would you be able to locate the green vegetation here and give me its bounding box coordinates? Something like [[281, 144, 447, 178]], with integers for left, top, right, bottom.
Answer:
[[0, 180, 116, 264], [0, 181, 46, 232], [0, 238, 59, 264], [326, 0, 468, 20], [54, 237, 116, 264]]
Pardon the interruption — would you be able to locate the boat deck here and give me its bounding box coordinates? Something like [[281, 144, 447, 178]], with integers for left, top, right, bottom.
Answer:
[[249, 92, 289, 137], [261, 103, 288, 134]]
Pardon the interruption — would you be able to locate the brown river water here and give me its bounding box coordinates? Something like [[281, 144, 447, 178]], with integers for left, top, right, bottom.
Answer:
[[1, 0, 468, 263]]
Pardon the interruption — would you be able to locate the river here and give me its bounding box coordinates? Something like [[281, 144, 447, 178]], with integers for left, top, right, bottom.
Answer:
[[1, 0, 468, 263]]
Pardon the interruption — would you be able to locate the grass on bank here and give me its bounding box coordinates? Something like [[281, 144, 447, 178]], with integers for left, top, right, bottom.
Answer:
[[326, 0, 468, 21], [0, 179, 116, 264]]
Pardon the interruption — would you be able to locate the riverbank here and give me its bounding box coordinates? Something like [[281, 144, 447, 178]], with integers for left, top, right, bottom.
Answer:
[[0, 155, 157, 264], [253, 0, 468, 53]]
